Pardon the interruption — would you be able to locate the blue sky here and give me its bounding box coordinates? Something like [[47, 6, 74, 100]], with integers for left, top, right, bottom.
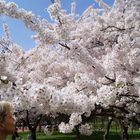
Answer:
[[0, 0, 114, 51]]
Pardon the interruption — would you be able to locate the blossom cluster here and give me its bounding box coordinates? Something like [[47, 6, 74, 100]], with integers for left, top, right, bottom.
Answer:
[[0, 0, 140, 135]]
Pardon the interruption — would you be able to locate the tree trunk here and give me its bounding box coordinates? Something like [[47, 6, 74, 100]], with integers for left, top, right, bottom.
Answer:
[[29, 130, 36, 140], [103, 117, 113, 140], [25, 110, 42, 140], [119, 120, 129, 140], [75, 125, 81, 140]]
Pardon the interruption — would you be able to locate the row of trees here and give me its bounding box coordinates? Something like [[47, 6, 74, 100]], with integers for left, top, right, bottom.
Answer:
[[0, 0, 140, 140]]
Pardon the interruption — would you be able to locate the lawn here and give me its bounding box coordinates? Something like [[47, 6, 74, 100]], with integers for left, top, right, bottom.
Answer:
[[6, 130, 140, 140]]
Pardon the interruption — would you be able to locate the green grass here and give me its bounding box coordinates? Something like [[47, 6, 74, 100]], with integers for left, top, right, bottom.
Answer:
[[6, 130, 140, 140]]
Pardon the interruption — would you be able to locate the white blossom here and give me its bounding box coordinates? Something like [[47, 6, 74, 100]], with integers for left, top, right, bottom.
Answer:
[[79, 123, 93, 136]]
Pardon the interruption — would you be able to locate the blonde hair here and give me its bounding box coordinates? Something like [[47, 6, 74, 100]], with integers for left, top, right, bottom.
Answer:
[[0, 101, 12, 122]]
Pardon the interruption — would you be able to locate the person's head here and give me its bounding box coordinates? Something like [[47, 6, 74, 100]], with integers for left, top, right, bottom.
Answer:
[[0, 101, 15, 135]]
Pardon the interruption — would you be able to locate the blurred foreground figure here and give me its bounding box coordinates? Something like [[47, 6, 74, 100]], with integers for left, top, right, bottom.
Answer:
[[0, 101, 15, 140]]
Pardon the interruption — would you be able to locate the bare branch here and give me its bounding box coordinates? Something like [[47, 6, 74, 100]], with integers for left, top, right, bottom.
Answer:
[[57, 16, 63, 26], [0, 41, 12, 53], [76, 87, 87, 92], [105, 76, 115, 83], [101, 26, 134, 32], [92, 65, 95, 69], [58, 43, 70, 50]]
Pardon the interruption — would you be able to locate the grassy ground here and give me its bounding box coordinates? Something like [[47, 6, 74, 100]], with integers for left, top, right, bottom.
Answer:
[[6, 120, 140, 140], [6, 130, 140, 140]]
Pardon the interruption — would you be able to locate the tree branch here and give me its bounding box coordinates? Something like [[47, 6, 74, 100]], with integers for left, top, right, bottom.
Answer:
[[105, 76, 115, 83], [58, 43, 70, 50], [101, 26, 134, 32], [109, 105, 129, 114]]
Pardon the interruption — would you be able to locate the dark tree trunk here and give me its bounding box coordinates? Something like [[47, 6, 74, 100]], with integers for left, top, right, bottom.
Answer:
[[103, 117, 113, 140], [30, 130, 36, 140], [119, 120, 129, 140], [25, 110, 42, 140], [75, 125, 81, 140]]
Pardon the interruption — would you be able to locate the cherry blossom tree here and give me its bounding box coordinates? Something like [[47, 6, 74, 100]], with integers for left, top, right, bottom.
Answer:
[[0, 0, 140, 140]]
